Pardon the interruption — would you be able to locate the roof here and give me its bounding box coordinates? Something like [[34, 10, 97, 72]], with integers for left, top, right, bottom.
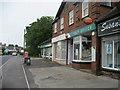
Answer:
[[52, 2, 66, 24], [96, 3, 120, 23]]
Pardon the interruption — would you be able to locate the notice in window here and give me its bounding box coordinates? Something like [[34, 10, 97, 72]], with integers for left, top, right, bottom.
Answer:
[[92, 46, 96, 61], [107, 44, 112, 54]]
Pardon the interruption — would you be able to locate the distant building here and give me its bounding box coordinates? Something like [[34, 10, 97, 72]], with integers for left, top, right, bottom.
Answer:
[[0, 42, 2, 55]]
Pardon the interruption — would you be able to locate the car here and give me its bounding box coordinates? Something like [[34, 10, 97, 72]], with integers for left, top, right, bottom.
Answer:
[[12, 52, 17, 56]]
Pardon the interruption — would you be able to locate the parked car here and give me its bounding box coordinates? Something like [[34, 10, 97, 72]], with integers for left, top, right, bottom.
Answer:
[[12, 52, 17, 56]]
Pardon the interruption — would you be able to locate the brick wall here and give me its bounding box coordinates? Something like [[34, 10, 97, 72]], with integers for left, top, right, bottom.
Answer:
[[52, 2, 117, 38]]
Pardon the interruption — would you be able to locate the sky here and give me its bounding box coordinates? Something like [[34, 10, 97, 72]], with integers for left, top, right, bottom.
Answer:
[[0, 0, 62, 47]]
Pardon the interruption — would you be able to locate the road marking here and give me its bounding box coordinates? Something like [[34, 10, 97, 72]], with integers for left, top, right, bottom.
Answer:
[[0, 60, 10, 69], [22, 64, 30, 90]]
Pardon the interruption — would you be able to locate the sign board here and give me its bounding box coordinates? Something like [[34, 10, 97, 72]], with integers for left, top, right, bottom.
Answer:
[[98, 16, 120, 36], [52, 33, 66, 43], [67, 23, 96, 38]]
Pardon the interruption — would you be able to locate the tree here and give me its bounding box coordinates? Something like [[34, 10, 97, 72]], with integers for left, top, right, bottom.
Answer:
[[24, 16, 53, 56]]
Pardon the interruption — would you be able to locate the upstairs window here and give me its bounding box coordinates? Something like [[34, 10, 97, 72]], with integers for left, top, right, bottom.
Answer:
[[60, 17, 64, 30], [82, 0, 88, 18], [54, 23, 57, 33], [69, 10, 74, 25]]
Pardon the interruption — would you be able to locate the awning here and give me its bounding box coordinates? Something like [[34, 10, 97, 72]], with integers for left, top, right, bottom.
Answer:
[[38, 43, 52, 48]]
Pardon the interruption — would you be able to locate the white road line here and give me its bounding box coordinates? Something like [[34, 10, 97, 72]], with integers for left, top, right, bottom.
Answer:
[[22, 64, 30, 90], [0, 60, 10, 69]]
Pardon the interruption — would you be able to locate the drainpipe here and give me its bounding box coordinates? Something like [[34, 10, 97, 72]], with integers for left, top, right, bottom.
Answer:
[[66, 34, 69, 65], [66, 38, 68, 65]]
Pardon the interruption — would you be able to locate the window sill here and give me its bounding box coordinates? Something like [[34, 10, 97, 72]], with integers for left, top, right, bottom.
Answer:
[[60, 28, 64, 31], [101, 67, 120, 73], [69, 23, 74, 27], [55, 58, 66, 60], [72, 60, 92, 63], [54, 32, 57, 34], [81, 15, 89, 20]]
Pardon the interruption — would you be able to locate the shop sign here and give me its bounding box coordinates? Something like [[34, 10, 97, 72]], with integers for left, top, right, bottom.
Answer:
[[52, 33, 66, 43], [98, 16, 120, 36], [84, 17, 93, 24], [38, 43, 51, 48], [67, 23, 96, 38]]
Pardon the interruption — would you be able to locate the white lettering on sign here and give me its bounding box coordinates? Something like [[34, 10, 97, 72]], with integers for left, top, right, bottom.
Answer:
[[101, 21, 120, 32]]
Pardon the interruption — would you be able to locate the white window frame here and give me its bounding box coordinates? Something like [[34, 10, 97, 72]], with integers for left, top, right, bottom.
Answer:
[[82, 0, 88, 18], [54, 23, 57, 33], [102, 38, 120, 71], [60, 17, 64, 30], [73, 36, 92, 62], [69, 10, 74, 25]]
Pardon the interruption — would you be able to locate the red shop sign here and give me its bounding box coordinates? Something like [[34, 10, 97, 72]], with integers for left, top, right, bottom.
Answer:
[[84, 17, 93, 24]]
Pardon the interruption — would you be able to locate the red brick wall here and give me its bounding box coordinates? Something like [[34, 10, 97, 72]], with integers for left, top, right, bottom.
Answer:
[[52, 2, 117, 38], [71, 63, 91, 69]]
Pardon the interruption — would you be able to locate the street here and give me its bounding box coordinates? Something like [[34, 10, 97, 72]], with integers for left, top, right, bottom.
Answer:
[[0, 55, 119, 89], [1, 55, 34, 89]]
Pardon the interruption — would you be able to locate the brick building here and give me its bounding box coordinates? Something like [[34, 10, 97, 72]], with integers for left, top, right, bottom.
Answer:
[[52, 1, 118, 73]]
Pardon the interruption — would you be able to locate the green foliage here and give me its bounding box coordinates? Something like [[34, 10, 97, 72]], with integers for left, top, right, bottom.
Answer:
[[24, 16, 53, 56]]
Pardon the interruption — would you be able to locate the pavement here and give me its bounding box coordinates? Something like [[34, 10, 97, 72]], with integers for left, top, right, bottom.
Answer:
[[24, 58, 119, 88]]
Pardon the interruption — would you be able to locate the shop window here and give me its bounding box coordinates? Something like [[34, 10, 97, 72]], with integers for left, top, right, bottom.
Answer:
[[69, 10, 74, 25], [82, 0, 88, 18], [73, 36, 92, 61], [81, 36, 91, 61], [114, 41, 120, 69], [102, 39, 120, 70], [74, 43, 80, 60], [55, 40, 66, 60], [73, 36, 80, 60]]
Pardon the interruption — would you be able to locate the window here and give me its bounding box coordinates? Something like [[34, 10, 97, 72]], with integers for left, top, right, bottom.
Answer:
[[69, 10, 74, 25], [73, 36, 92, 61], [102, 36, 120, 70], [55, 40, 66, 60], [81, 36, 91, 61], [101, 0, 111, 7], [82, 0, 88, 18], [74, 43, 80, 60], [60, 17, 64, 30], [54, 23, 57, 33], [73, 36, 80, 60]]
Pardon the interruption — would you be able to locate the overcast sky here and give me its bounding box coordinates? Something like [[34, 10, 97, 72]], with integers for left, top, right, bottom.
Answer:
[[0, 0, 62, 47]]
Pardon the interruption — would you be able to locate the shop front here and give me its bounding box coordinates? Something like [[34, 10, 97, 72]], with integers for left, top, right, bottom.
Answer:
[[66, 23, 96, 70], [38, 43, 52, 59], [52, 34, 67, 65], [98, 16, 120, 73]]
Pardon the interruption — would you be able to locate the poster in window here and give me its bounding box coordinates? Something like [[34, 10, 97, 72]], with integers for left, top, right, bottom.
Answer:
[[92, 46, 96, 61], [107, 44, 112, 54], [76, 49, 78, 56]]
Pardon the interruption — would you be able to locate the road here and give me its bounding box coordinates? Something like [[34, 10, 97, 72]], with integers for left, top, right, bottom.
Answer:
[[1, 55, 33, 89]]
